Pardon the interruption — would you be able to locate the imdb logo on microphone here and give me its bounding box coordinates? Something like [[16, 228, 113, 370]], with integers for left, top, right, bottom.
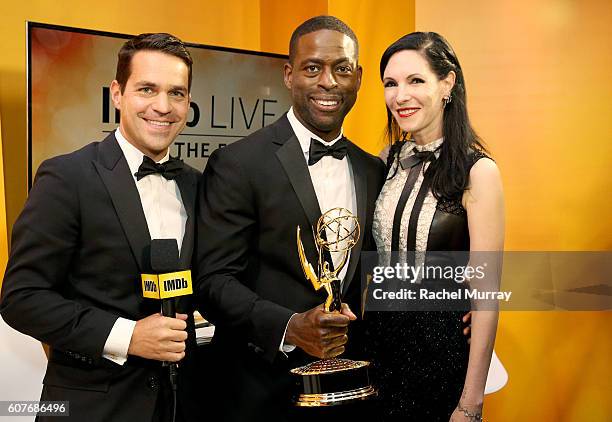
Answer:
[[141, 270, 193, 299]]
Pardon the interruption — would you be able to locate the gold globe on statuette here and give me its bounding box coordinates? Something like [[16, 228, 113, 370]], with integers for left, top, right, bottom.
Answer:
[[291, 207, 377, 407]]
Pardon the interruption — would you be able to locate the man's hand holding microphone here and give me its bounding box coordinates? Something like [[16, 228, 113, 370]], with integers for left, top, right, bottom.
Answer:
[[128, 312, 188, 362], [132, 238, 193, 370]]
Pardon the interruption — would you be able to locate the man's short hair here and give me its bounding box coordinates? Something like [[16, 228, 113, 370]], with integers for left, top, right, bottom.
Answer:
[[288, 16, 359, 63], [115, 33, 193, 93]]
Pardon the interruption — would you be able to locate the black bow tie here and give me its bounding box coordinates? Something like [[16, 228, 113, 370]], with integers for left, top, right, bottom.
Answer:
[[308, 138, 348, 166], [135, 155, 184, 181], [399, 149, 437, 169]]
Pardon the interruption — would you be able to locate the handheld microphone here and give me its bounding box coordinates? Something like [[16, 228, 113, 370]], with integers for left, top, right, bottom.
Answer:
[[142, 239, 193, 394], [150, 239, 182, 319]]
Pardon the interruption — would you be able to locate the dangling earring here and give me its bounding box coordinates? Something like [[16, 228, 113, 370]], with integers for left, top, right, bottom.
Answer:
[[443, 93, 452, 108]]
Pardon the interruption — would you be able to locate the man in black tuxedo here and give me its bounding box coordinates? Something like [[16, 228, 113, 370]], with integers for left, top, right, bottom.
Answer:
[[1, 33, 200, 422], [195, 16, 386, 421]]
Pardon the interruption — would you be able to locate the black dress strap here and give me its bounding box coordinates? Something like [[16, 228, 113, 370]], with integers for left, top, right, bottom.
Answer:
[[390, 151, 436, 252], [468, 150, 490, 171], [391, 162, 422, 251], [406, 167, 434, 252], [435, 149, 491, 216]]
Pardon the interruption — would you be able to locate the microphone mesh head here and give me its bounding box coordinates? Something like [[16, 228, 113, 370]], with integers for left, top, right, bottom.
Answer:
[[150, 239, 180, 273]]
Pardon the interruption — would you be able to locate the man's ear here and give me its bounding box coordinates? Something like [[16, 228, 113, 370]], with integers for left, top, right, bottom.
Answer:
[[110, 80, 122, 110], [355, 64, 363, 92], [283, 62, 293, 90]]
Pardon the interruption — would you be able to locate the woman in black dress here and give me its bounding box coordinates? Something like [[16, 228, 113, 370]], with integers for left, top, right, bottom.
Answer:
[[366, 32, 504, 421]]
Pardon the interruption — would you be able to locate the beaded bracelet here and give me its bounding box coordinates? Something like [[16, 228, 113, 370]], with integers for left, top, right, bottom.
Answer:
[[456, 404, 483, 421]]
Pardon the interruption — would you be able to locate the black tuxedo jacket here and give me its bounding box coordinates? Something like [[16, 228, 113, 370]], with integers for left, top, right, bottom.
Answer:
[[195, 115, 386, 421], [0, 134, 201, 422]]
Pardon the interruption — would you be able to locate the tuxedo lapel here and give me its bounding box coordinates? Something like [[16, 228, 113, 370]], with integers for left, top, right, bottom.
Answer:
[[174, 171, 196, 269], [273, 117, 332, 284], [342, 142, 367, 296], [274, 118, 322, 231], [93, 134, 151, 272]]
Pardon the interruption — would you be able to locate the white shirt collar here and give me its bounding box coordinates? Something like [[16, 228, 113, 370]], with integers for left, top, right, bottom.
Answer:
[[286, 107, 344, 154], [114, 128, 170, 178]]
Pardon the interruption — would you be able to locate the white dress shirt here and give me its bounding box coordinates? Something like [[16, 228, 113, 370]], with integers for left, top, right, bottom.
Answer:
[[280, 108, 357, 352], [102, 128, 187, 365]]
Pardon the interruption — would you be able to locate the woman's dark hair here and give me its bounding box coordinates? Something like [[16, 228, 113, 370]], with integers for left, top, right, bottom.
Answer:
[[380, 32, 487, 200]]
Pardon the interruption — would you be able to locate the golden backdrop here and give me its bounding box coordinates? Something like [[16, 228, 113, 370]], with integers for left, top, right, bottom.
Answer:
[[416, 0, 612, 420]]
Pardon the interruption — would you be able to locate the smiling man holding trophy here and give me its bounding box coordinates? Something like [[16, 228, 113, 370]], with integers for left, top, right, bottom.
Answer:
[[195, 16, 385, 422]]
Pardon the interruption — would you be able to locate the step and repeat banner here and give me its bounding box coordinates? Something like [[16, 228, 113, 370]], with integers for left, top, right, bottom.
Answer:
[[28, 22, 292, 185]]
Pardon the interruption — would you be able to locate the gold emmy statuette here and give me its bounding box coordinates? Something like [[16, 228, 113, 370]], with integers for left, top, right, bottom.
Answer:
[[291, 207, 377, 407]]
